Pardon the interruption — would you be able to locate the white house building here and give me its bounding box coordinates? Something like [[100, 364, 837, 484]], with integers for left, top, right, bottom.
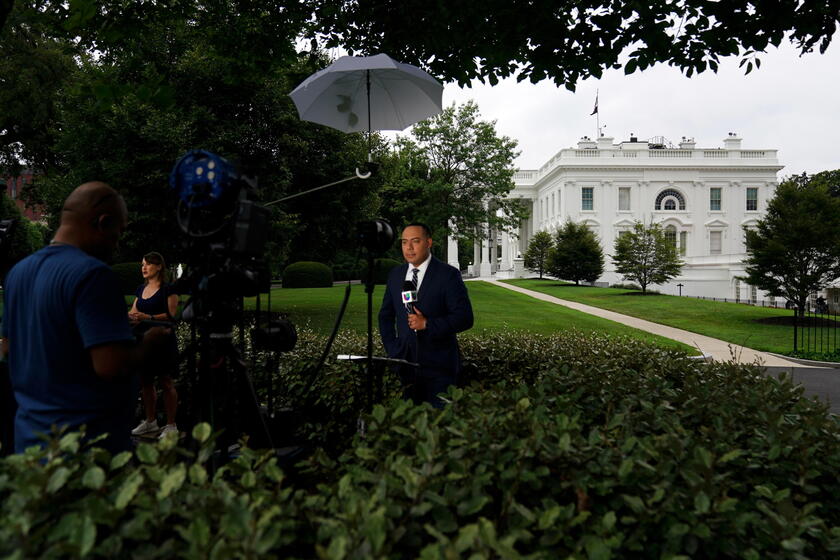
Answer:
[[460, 133, 784, 300]]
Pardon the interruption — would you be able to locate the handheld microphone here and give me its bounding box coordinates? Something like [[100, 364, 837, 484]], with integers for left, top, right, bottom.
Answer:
[[401, 280, 418, 314]]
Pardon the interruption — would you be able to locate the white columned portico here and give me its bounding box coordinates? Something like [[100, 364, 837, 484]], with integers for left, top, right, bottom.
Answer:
[[480, 232, 493, 277], [500, 230, 512, 270], [472, 235, 481, 272], [447, 219, 459, 269]]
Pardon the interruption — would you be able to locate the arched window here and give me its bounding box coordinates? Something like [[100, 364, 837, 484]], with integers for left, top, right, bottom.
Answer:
[[655, 189, 686, 210]]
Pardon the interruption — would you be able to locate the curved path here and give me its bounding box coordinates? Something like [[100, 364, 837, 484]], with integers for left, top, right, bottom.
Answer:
[[483, 279, 804, 367]]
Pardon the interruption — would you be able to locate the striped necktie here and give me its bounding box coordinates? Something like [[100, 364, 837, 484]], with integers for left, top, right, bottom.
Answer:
[[406, 267, 419, 313]]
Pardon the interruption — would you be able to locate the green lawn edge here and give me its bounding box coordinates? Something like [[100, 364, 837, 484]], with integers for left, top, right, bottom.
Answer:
[[503, 278, 797, 354], [239, 281, 696, 354]]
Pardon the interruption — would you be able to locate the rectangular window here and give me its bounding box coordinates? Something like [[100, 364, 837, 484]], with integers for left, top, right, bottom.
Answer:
[[679, 231, 687, 256], [710, 188, 721, 211], [710, 231, 722, 254], [581, 187, 593, 211], [746, 187, 758, 211], [618, 187, 630, 211]]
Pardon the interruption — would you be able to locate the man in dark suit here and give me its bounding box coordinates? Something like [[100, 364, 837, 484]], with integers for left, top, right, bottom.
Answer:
[[378, 223, 474, 407]]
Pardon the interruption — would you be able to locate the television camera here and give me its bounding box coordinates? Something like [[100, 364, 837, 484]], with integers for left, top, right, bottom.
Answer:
[[168, 150, 296, 453]]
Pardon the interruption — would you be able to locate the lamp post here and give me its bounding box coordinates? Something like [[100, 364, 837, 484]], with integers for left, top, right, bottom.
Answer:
[[677, 283, 684, 296]]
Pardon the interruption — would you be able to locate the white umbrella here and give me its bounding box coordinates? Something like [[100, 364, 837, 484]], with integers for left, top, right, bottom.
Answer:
[[289, 53, 443, 135]]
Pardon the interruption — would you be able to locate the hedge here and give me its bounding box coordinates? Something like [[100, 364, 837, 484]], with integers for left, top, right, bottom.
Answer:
[[367, 258, 401, 285], [283, 261, 333, 288], [2, 330, 839, 558]]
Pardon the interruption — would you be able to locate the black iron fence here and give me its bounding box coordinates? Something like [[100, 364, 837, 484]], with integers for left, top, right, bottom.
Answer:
[[691, 295, 792, 308], [793, 307, 840, 355]]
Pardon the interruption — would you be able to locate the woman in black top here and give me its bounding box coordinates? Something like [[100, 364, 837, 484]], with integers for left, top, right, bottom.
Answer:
[[128, 252, 180, 439]]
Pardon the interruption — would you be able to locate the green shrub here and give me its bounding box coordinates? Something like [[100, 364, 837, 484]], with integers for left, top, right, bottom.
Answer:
[[363, 257, 401, 285], [332, 265, 361, 282], [111, 262, 143, 295], [4, 330, 840, 558], [282, 261, 332, 288], [610, 282, 641, 290]]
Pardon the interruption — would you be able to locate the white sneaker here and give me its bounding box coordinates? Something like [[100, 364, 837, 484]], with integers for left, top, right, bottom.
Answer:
[[131, 419, 159, 435], [158, 424, 179, 440]]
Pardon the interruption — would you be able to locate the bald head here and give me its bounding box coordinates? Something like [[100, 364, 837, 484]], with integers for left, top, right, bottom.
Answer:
[[61, 182, 126, 225], [54, 181, 128, 262]]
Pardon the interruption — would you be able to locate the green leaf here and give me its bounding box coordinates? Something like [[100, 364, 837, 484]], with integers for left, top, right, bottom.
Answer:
[[158, 465, 186, 500], [602, 511, 617, 531], [618, 458, 633, 479], [371, 404, 386, 424], [717, 497, 739, 512], [694, 492, 710, 514], [47, 467, 71, 493], [694, 446, 713, 469], [58, 432, 82, 454], [755, 485, 774, 499], [584, 535, 610, 560], [189, 464, 208, 485], [719, 449, 743, 463], [538, 506, 561, 530], [82, 466, 106, 490], [454, 524, 479, 552], [115, 471, 144, 510], [241, 471, 256, 488], [136, 443, 159, 465], [192, 422, 212, 443], [622, 494, 645, 514], [326, 535, 348, 560], [110, 451, 132, 470], [72, 515, 96, 556]]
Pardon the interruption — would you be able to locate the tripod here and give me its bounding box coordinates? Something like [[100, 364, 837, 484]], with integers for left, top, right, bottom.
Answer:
[[179, 295, 277, 461]]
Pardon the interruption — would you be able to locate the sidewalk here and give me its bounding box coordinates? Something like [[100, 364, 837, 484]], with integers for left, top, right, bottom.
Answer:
[[482, 279, 807, 368]]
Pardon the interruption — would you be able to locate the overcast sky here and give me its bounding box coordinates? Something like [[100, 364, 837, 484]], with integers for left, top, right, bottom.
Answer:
[[433, 42, 839, 178]]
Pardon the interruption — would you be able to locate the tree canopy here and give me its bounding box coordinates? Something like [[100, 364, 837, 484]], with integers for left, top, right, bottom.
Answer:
[[0, 0, 380, 271], [743, 173, 840, 313], [523, 231, 553, 279], [7, 1, 837, 92], [548, 220, 604, 285], [312, 0, 840, 89], [612, 222, 683, 294], [377, 101, 526, 259]]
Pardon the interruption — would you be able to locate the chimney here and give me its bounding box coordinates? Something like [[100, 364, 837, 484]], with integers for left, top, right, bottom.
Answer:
[[597, 136, 614, 149], [577, 136, 597, 149], [723, 132, 742, 150], [679, 136, 696, 149]]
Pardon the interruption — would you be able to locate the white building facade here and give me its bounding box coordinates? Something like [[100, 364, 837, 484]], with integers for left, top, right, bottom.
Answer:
[[466, 133, 783, 300]]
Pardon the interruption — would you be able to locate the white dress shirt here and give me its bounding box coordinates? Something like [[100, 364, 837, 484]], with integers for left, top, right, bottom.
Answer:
[[404, 253, 432, 291]]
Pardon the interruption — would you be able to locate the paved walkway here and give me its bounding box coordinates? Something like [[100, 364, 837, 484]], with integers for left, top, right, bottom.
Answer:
[[483, 279, 806, 368]]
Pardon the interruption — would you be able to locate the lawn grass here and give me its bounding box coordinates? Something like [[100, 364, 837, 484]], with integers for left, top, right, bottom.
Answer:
[[504, 279, 796, 354], [242, 281, 696, 354]]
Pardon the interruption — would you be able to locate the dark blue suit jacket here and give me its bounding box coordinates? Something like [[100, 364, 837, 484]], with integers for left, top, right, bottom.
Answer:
[[378, 256, 474, 377]]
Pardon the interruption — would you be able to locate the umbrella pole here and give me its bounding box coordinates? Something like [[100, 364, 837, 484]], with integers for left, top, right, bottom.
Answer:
[[366, 69, 372, 163]]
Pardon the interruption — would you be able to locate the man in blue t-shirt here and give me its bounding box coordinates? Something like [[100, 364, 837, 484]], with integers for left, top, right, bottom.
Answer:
[[1, 182, 169, 453]]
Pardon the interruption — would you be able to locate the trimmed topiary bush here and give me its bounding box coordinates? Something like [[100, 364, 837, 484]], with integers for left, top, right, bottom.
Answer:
[[361, 257, 401, 285], [111, 262, 143, 295], [282, 261, 332, 288]]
